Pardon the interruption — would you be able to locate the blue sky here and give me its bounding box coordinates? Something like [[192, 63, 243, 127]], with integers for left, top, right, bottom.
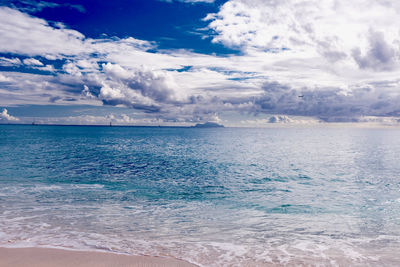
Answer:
[[1, 0, 400, 126], [26, 0, 234, 54]]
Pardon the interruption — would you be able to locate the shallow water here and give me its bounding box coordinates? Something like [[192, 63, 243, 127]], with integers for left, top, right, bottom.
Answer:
[[1, 125, 400, 266]]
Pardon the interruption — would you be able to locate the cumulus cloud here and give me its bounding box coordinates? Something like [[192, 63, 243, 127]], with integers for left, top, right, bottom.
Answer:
[[81, 85, 95, 99], [206, 0, 400, 69], [268, 115, 293, 124], [102, 63, 183, 103], [0, 108, 19, 122], [71, 62, 186, 113], [23, 58, 43, 66], [0, 57, 22, 66], [2, 4, 400, 125]]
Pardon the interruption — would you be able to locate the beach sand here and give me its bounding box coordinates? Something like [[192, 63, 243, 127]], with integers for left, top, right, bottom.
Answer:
[[0, 247, 197, 267]]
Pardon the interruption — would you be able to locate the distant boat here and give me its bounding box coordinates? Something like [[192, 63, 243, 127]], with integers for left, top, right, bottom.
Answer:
[[109, 121, 112, 127], [191, 122, 224, 128]]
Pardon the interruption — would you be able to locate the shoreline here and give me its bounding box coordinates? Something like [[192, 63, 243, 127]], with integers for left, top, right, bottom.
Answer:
[[0, 247, 198, 267]]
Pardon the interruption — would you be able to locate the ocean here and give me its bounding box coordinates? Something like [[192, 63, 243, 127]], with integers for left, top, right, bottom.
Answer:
[[1, 125, 400, 266]]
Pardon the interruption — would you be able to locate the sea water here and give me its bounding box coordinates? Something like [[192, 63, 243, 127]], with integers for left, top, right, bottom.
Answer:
[[1, 125, 400, 266]]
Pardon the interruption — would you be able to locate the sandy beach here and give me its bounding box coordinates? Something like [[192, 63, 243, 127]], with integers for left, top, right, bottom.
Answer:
[[0, 247, 197, 267]]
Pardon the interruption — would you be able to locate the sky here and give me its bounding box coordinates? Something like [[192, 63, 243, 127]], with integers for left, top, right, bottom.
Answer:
[[1, 0, 400, 126]]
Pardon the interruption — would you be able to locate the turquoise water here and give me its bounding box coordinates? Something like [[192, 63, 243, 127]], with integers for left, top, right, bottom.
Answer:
[[1, 125, 400, 266]]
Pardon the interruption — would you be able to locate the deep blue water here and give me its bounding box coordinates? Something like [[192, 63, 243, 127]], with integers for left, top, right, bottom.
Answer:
[[1, 125, 400, 266]]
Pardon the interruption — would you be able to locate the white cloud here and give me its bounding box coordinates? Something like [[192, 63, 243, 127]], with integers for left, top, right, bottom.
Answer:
[[75, 59, 96, 70], [0, 7, 88, 57], [0, 71, 100, 106], [0, 7, 151, 58], [2, 5, 400, 125], [206, 0, 400, 70], [0, 108, 19, 122], [81, 85, 95, 99], [0, 73, 11, 82], [23, 58, 43, 66], [102, 63, 184, 103], [36, 64, 55, 72], [0, 57, 21, 66]]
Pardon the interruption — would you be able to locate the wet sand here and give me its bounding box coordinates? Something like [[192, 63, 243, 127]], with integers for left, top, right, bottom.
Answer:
[[0, 247, 197, 267]]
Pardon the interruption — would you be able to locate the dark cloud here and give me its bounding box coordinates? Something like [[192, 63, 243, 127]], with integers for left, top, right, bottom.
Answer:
[[49, 96, 61, 103], [352, 31, 396, 71], [52, 71, 400, 122], [251, 81, 400, 119], [267, 115, 293, 123]]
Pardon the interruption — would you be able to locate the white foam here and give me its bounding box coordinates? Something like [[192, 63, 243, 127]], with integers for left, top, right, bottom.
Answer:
[[0, 231, 399, 267]]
